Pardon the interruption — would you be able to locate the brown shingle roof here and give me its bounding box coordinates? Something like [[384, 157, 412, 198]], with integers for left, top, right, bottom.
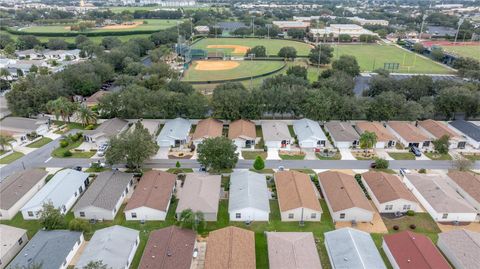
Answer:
[[418, 120, 459, 139], [447, 171, 480, 203], [85, 90, 109, 106], [138, 226, 196, 269], [318, 171, 373, 212], [204, 226, 255, 269], [192, 118, 223, 140], [125, 171, 176, 212], [362, 171, 416, 204], [0, 169, 47, 210], [228, 119, 256, 140], [274, 171, 322, 212], [267, 232, 322, 269], [387, 121, 430, 142], [356, 122, 395, 142]]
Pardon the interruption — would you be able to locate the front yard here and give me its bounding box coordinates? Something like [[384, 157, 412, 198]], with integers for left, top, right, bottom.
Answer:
[[242, 151, 267, 160], [26, 137, 53, 148], [279, 151, 305, 160], [0, 151, 24, 164], [316, 151, 341, 160], [51, 136, 96, 158], [424, 152, 452, 160], [388, 152, 416, 160], [461, 153, 480, 161]]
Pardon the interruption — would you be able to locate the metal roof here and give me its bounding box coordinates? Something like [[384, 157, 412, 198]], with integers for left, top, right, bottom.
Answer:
[[157, 118, 191, 143], [293, 119, 327, 143], [228, 170, 270, 212]]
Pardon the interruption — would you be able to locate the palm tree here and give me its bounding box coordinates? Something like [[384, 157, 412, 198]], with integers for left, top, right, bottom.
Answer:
[[46, 97, 78, 124], [178, 209, 205, 232], [359, 131, 378, 157], [78, 106, 97, 126], [0, 134, 12, 151]]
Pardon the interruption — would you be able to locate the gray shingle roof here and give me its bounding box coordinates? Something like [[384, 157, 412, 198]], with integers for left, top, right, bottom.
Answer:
[[157, 118, 191, 142], [89, 118, 129, 138], [267, 232, 322, 269], [73, 171, 133, 212], [261, 121, 292, 141], [324, 228, 386, 269], [449, 120, 480, 142], [293, 119, 327, 142], [0, 117, 47, 133], [324, 121, 360, 142], [7, 230, 83, 269], [0, 169, 47, 210], [228, 170, 270, 212], [176, 173, 221, 214], [438, 229, 480, 269], [75, 225, 139, 269]]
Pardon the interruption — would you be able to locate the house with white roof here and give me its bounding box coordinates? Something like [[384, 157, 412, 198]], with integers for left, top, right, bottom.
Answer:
[[229, 170, 270, 221], [156, 117, 191, 147], [402, 173, 477, 222], [21, 169, 89, 220], [293, 118, 327, 148], [261, 121, 293, 149]]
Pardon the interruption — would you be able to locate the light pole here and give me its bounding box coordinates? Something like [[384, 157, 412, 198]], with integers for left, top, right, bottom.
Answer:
[[249, 53, 255, 89], [252, 17, 255, 37], [454, 18, 464, 45]]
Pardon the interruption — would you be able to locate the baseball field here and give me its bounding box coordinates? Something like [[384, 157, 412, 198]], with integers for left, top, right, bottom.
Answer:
[[182, 60, 285, 83], [333, 44, 453, 74], [421, 41, 480, 61], [191, 38, 313, 56]]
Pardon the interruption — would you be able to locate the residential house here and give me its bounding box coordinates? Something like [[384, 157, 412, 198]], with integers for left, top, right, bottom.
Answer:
[[156, 118, 191, 147], [402, 173, 477, 222], [274, 171, 322, 222], [318, 171, 374, 222], [75, 226, 139, 269], [0, 225, 28, 269], [418, 119, 467, 149], [437, 229, 480, 269], [192, 118, 223, 146], [83, 117, 129, 147], [272, 21, 310, 32], [43, 49, 81, 61], [266, 232, 322, 269], [361, 171, 419, 213], [0, 117, 49, 142], [21, 169, 89, 220], [175, 173, 221, 221], [0, 169, 48, 220], [205, 226, 256, 269], [355, 122, 396, 148], [261, 121, 293, 149], [293, 118, 327, 148], [324, 228, 386, 269], [73, 171, 134, 220], [228, 119, 256, 149], [84, 90, 109, 107], [124, 171, 176, 221], [449, 120, 480, 149], [383, 231, 451, 269], [446, 171, 480, 213], [324, 121, 359, 148], [128, 119, 161, 137], [386, 121, 431, 149], [138, 226, 196, 269], [15, 49, 44, 60], [229, 170, 270, 221], [7, 230, 84, 269]]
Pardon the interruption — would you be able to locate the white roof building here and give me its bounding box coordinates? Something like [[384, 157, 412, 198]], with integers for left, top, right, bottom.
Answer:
[[293, 118, 327, 148], [156, 117, 191, 147], [310, 24, 377, 38]]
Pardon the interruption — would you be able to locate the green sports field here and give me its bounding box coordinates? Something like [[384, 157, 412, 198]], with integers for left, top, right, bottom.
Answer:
[[443, 45, 480, 61], [191, 38, 313, 56], [182, 60, 285, 82], [333, 44, 453, 74], [0, 30, 151, 44]]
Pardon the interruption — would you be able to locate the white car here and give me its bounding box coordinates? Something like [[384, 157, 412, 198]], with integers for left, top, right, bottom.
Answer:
[[97, 143, 109, 157]]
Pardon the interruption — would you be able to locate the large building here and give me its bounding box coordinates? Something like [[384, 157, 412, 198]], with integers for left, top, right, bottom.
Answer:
[[310, 24, 377, 40]]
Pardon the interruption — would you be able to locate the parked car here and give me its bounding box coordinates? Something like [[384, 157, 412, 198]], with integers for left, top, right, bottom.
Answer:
[[97, 143, 109, 157], [72, 166, 82, 171], [370, 162, 377, 169], [410, 146, 422, 157]]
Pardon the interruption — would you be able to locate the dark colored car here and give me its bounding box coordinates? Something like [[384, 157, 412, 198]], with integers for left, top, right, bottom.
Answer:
[[410, 146, 422, 157]]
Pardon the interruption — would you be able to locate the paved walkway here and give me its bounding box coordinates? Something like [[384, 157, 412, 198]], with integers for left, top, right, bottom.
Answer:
[[376, 149, 394, 160], [152, 147, 169, 159], [335, 202, 388, 233], [339, 148, 356, 160], [304, 150, 317, 160]]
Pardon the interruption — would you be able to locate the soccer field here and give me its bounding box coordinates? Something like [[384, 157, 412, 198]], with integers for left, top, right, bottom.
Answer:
[[191, 38, 313, 56], [333, 44, 453, 74], [443, 45, 480, 61]]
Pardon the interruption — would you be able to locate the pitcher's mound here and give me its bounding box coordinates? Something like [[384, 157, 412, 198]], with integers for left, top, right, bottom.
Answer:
[[194, 60, 240, 71], [207, 45, 250, 54]]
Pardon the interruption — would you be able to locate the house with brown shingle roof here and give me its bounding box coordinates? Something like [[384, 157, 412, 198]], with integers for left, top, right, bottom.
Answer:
[[355, 121, 396, 148], [274, 171, 322, 222], [85, 90, 109, 107], [192, 118, 223, 146], [266, 232, 322, 269], [418, 119, 467, 149], [205, 226, 255, 269], [361, 171, 419, 213], [318, 171, 374, 222], [124, 171, 176, 221], [446, 171, 480, 212], [138, 226, 197, 269], [386, 121, 432, 149], [228, 119, 256, 149]]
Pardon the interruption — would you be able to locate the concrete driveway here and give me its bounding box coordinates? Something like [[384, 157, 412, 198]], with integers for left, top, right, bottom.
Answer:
[[339, 148, 356, 160], [376, 149, 394, 160], [416, 153, 431, 160], [267, 148, 280, 160], [152, 147, 170, 159]]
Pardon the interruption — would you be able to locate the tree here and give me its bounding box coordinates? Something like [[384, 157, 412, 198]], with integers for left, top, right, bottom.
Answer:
[[38, 202, 66, 230], [435, 87, 480, 119], [197, 137, 238, 172], [413, 43, 424, 53], [29, 64, 38, 73], [286, 66, 307, 79], [308, 45, 333, 65], [338, 34, 352, 42], [47, 38, 69, 50], [374, 158, 389, 169], [431, 47, 444, 62], [178, 209, 205, 232], [4, 43, 15, 56], [16, 35, 41, 50], [0, 68, 10, 80], [212, 83, 260, 120], [253, 155, 265, 170], [101, 36, 122, 50], [278, 46, 297, 60], [0, 33, 14, 49], [82, 261, 108, 269], [432, 135, 450, 154], [359, 131, 377, 156], [46, 97, 78, 124], [332, 55, 360, 77], [245, 45, 266, 57], [78, 106, 97, 126], [105, 121, 159, 169], [452, 157, 473, 171], [0, 134, 13, 151], [287, 28, 305, 39]]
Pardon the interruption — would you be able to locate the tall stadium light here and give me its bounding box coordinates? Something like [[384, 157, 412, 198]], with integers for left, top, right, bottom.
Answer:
[[454, 18, 464, 45], [419, 13, 427, 40]]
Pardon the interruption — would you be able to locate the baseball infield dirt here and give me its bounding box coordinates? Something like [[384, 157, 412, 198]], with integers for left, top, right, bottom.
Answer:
[[194, 60, 240, 71]]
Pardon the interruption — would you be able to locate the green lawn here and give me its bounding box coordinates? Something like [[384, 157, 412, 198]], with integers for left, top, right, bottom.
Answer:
[[443, 45, 480, 61], [166, 168, 194, 173], [51, 137, 96, 158], [371, 233, 394, 269], [333, 44, 453, 74], [425, 152, 452, 160], [182, 60, 285, 82], [291, 168, 316, 174], [192, 37, 313, 56], [0, 30, 151, 44], [388, 152, 416, 160], [382, 213, 441, 243], [26, 137, 53, 148], [249, 168, 275, 174], [462, 153, 480, 161], [0, 151, 24, 164], [279, 153, 306, 160], [242, 151, 267, 160], [316, 151, 342, 160]]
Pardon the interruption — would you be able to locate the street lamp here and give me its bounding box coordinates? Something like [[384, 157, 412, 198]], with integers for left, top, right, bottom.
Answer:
[[454, 18, 465, 45]]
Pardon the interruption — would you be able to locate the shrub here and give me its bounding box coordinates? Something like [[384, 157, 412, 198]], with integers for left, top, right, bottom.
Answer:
[[409, 224, 416, 230], [85, 124, 95, 130], [374, 158, 389, 169], [59, 140, 69, 148], [253, 155, 265, 170], [176, 161, 181, 168], [393, 225, 399, 230], [69, 219, 91, 232], [70, 134, 79, 142], [406, 210, 415, 216], [418, 168, 426, 174], [63, 151, 72, 157]]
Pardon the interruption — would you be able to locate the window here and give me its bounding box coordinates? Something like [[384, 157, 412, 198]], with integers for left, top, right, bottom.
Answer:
[[403, 205, 411, 210], [236, 213, 241, 219], [288, 213, 294, 219], [340, 213, 346, 219], [79, 186, 83, 193], [125, 187, 129, 194], [131, 212, 137, 218], [385, 205, 393, 210], [61, 205, 66, 213], [442, 213, 448, 219], [74, 191, 78, 197], [311, 213, 316, 219], [79, 212, 85, 217], [18, 238, 23, 245], [28, 211, 34, 217]]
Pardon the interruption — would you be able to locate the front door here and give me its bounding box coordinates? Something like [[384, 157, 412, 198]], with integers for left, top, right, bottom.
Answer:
[[457, 141, 466, 149]]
